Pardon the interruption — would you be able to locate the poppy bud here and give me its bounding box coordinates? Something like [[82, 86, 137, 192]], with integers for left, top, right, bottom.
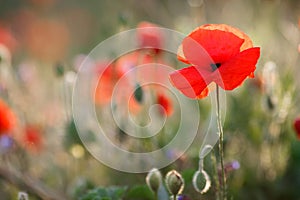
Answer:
[[266, 95, 275, 111], [55, 62, 65, 77], [118, 13, 128, 26], [134, 83, 143, 103], [192, 170, 211, 194], [165, 170, 184, 196], [18, 192, 28, 200], [146, 168, 162, 193], [293, 118, 300, 140]]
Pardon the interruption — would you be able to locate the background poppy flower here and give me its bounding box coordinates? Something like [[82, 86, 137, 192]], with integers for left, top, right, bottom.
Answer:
[[94, 62, 122, 105], [94, 59, 141, 114], [0, 26, 17, 52], [293, 118, 300, 140], [157, 93, 173, 116], [170, 24, 260, 98], [23, 125, 43, 152], [0, 99, 16, 135], [137, 21, 163, 55]]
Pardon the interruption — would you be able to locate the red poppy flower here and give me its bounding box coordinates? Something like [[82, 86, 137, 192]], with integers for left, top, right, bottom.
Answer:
[[169, 24, 260, 98], [0, 99, 16, 135], [24, 125, 43, 151], [94, 59, 142, 114], [94, 62, 122, 105], [293, 118, 300, 140], [157, 93, 173, 116], [137, 21, 162, 55], [0, 26, 17, 52]]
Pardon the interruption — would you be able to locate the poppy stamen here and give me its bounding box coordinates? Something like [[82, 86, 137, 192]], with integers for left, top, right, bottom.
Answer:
[[210, 63, 221, 71]]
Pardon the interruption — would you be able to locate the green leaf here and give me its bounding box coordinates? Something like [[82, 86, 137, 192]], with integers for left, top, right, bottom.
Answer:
[[79, 186, 126, 200], [124, 185, 155, 200]]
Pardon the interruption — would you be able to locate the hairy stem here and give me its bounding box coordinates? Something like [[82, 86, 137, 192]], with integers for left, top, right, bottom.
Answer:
[[211, 151, 220, 200], [216, 85, 226, 200]]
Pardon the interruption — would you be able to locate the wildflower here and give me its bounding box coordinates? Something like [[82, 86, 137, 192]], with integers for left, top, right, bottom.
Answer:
[[94, 60, 141, 114], [293, 117, 300, 140], [24, 125, 43, 151], [218, 160, 240, 176], [0, 26, 17, 52], [137, 21, 162, 55], [0, 135, 14, 153], [157, 93, 173, 116], [0, 99, 16, 135], [170, 24, 260, 98], [94, 62, 121, 105], [177, 195, 191, 200]]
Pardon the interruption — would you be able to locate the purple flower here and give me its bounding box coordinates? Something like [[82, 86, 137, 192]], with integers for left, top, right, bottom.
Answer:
[[0, 135, 13, 153]]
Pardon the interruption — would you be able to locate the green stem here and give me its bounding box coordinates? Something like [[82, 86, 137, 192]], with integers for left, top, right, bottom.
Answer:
[[216, 85, 227, 200], [211, 151, 220, 200], [173, 195, 177, 200]]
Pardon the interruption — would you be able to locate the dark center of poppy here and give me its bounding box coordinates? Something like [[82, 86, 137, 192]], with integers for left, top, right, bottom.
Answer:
[[210, 63, 221, 71]]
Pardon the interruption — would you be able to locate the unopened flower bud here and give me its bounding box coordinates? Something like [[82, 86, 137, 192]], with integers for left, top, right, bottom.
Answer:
[[134, 83, 143, 103], [165, 170, 184, 196], [193, 170, 211, 194], [146, 168, 162, 193], [18, 192, 28, 200]]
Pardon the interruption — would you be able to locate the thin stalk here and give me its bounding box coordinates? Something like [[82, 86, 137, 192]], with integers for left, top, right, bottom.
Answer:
[[211, 151, 220, 200], [173, 195, 177, 200], [216, 85, 226, 199]]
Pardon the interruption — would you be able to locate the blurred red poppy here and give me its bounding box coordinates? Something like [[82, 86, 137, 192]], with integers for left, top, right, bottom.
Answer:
[[94, 60, 141, 114], [170, 24, 260, 98], [157, 93, 173, 116], [293, 118, 300, 140], [0, 99, 16, 135], [0, 26, 17, 52], [24, 125, 43, 151], [94, 62, 122, 105], [137, 21, 162, 55]]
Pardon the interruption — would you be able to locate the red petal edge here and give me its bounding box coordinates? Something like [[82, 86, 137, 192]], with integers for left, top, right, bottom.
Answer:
[[169, 66, 212, 99], [214, 47, 260, 90]]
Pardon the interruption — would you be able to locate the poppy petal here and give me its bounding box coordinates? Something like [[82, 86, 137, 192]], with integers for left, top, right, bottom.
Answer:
[[177, 44, 190, 64], [169, 66, 212, 98], [183, 28, 245, 65], [199, 24, 253, 51], [181, 37, 213, 71], [214, 47, 260, 90]]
